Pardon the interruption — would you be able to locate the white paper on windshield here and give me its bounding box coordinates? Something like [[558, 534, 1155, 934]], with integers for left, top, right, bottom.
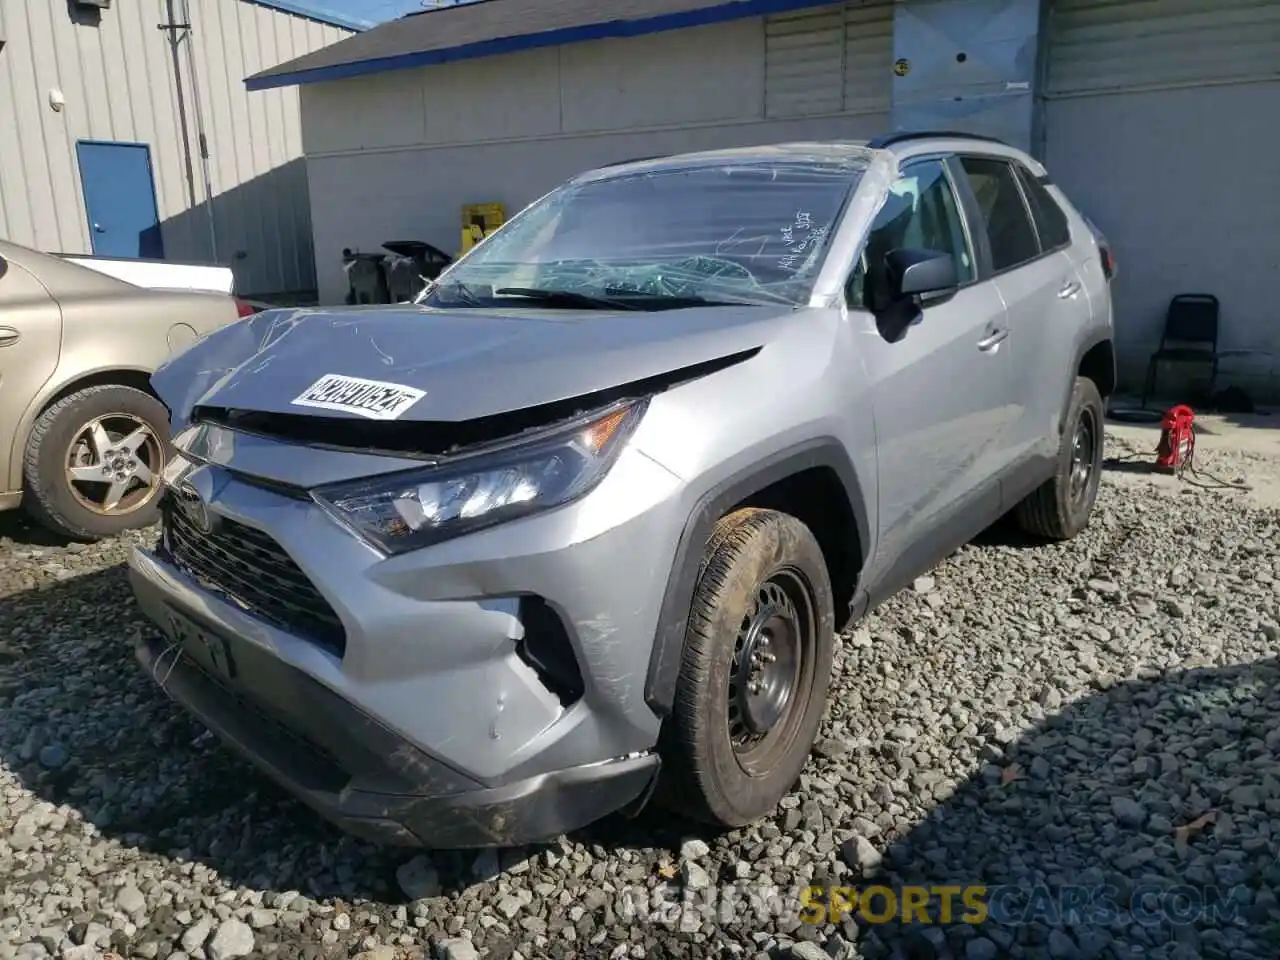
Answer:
[[291, 373, 426, 421]]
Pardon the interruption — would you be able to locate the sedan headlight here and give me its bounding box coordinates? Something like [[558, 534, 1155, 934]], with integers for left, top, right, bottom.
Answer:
[[312, 399, 647, 555]]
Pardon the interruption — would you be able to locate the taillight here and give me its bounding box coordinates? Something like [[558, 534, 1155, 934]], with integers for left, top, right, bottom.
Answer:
[[234, 298, 257, 318], [1100, 246, 1116, 281]]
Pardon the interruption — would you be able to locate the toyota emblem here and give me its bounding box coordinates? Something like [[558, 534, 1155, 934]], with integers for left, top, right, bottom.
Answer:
[[173, 480, 213, 534]]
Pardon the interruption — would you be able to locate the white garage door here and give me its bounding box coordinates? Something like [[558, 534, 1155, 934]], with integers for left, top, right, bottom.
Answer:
[[764, 2, 894, 119], [1042, 0, 1280, 398]]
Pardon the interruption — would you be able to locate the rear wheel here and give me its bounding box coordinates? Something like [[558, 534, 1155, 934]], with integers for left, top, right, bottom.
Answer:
[[22, 384, 170, 541], [658, 508, 835, 827], [1015, 376, 1104, 540]]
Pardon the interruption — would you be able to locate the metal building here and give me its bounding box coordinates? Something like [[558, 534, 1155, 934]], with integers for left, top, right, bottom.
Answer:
[[251, 0, 1280, 399], [0, 0, 358, 299]]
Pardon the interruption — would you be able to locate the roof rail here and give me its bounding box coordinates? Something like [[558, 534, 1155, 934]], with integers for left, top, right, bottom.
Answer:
[[601, 154, 669, 167], [867, 130, 1009, 149]]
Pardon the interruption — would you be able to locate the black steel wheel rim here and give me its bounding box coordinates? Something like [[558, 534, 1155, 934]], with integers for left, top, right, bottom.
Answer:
[[727, 568, 817, 772], [1070, 406, 1098, 504]]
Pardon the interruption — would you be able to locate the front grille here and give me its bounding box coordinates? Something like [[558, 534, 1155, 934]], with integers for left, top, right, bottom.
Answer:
[[162, 500, 347, 657]]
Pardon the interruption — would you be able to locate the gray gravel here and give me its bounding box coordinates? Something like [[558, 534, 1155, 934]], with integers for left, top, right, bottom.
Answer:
[[2, 438, 1279, 960]]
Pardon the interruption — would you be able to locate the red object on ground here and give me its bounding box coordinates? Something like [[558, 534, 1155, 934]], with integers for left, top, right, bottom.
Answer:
[[1155, 404, 1196, 472]]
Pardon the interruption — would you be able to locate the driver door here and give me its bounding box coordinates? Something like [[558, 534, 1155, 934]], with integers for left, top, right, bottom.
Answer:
[[850, 157, 1016, 604]]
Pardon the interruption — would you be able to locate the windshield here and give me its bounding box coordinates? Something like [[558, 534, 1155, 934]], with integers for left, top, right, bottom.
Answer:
[[421, 158, 864, 310]]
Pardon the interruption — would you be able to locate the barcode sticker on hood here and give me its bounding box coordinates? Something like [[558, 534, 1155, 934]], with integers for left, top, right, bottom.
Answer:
[[291, 373, 426, 421]]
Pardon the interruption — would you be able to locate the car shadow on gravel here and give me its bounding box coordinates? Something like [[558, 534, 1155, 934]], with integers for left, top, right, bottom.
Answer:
[[0, 510, 77, 548], [0, 563, 714, 904], [847, 656, 1280, 960]]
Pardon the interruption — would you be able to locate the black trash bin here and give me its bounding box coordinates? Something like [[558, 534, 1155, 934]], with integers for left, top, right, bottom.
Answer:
[[381, 240, 454, 301], [342, 249, 390, 305]]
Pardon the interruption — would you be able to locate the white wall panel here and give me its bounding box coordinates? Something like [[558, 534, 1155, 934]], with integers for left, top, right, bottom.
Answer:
[[1045, 81, 1280, 398], [423, 49, 563, 144], [306, 110, 890, 305], [1044, 0, 1280, 398], [560, 20, 765, 133]]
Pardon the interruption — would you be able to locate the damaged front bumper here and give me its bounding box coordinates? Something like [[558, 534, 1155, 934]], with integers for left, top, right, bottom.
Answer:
[[130, 548, 661, 847], [126, 432, 687, 847]]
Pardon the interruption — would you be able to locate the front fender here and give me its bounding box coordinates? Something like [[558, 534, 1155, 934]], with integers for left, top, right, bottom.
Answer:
[[642, 437, 871, 717]]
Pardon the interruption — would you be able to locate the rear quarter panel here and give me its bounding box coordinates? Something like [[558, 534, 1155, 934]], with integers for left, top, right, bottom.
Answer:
[[1047, 183, 1116, 423], [7, 287, 239, 492]]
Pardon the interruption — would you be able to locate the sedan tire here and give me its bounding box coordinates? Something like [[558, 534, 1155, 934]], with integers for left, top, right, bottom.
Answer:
[[23, 384, 170, 541]]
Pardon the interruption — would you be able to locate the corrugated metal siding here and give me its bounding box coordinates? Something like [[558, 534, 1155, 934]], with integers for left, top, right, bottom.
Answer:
[[0, 0, 349, 296], [1045, 0, 1280, 96], [186, 0, 348, 295], [764, 1, 892, 118], [843, 3, 894, 113]]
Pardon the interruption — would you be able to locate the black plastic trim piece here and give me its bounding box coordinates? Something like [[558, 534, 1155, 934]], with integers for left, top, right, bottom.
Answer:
[[869, 130, 1009, 150], [643, 438, 870, 717], [1064, 332, 1116, 434], [601, 154, 669, 168], [860, 476, 1001, 611], [517, 596, 585, 706]]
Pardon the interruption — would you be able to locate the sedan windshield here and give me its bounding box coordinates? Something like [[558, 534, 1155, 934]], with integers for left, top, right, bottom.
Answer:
[[421, 158, 864, 310]]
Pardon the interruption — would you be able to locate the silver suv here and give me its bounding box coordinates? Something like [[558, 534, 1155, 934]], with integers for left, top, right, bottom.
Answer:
[[129, 132, 1114, 847]]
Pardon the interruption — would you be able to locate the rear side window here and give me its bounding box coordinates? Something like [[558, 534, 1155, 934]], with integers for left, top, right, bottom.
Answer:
[[958, 156, 1040, 272], [1015, 165, 1071, 251]]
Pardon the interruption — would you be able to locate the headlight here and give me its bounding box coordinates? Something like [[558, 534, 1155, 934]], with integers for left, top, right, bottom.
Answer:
[[312, 399, 646, 555]]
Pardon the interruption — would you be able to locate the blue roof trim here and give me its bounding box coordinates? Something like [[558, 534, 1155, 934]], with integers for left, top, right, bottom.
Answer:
[[246, 0, 840, 90], [243, 0, 370, 33]]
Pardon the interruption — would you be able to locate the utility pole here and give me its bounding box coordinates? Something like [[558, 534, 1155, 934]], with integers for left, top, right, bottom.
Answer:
[[157, 0, 219, 262]]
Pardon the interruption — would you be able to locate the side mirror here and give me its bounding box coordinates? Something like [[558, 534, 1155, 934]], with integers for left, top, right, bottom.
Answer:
[[885, 248, 958, 300]]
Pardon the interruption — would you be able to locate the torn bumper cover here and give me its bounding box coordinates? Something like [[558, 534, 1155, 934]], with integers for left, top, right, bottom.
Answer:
[[131, 551, 659, 847], [125, 421, 685, 846]]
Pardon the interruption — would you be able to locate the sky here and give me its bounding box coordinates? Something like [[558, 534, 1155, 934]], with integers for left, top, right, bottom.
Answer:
[[301, 0, 463, 28]]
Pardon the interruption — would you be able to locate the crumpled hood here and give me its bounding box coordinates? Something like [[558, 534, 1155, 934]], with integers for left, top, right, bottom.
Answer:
[[153, 302, 796, 428]]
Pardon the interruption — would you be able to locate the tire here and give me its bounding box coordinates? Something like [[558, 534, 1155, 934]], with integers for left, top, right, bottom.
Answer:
[[1014, 376, 1104, 541], [658, 507, 836, 828], [22, 384, 171, 541]]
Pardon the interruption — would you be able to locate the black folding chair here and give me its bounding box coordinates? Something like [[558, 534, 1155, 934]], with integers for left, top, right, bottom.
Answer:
[[1141, 293, 1219, 408]]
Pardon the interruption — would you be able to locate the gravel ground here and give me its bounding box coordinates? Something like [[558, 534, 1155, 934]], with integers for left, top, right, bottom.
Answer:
[[2, 434, 1279, 960]]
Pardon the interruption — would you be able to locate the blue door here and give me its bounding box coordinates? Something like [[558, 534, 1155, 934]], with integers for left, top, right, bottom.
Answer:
[[76, 141, 165, 259]]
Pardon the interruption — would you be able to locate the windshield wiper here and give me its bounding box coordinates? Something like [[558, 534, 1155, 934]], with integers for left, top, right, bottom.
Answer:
[[601, 290, 755, 308], [494, 288, 643, 311]]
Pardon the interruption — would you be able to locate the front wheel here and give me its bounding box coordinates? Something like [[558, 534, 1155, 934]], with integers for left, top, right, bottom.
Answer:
[[22, 384, 170, 541], [1014, 376, 1104, 541], [658, 508, 835, 827]]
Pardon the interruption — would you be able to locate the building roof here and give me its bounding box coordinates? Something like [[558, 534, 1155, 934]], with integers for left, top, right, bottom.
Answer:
[[245, 0, 370, 33], [244, 0, 839, 91]]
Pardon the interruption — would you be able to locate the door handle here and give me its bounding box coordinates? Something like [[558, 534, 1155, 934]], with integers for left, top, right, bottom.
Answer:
[[0, 327, 20, 347], [977, 328, 1009, 351], [1058, 280, 1082, 299]]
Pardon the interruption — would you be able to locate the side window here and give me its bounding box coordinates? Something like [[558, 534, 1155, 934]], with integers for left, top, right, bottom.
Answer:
[[847, 159, 975, 311], [1014, 165, 1071, 251], [958, 156, 1041, 272]]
